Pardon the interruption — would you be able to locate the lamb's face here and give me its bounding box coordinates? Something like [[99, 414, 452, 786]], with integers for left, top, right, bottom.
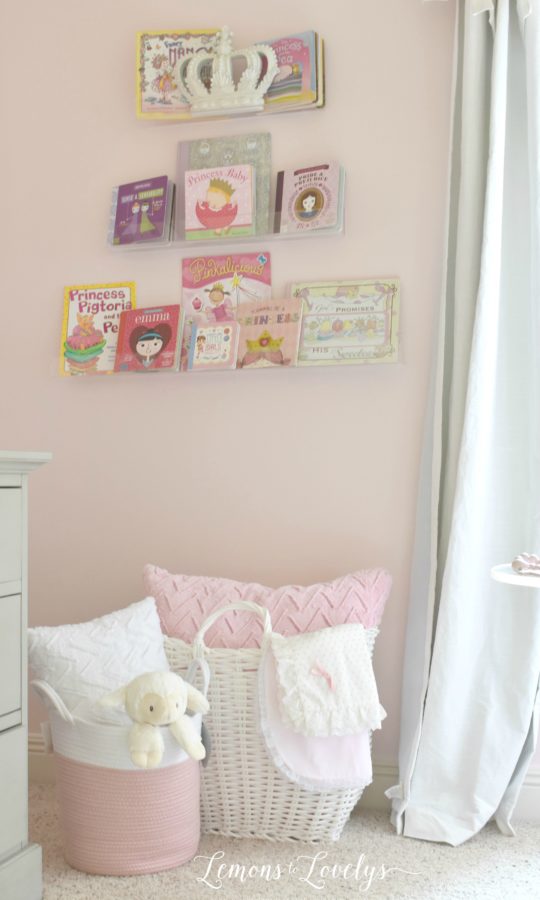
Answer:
[[136, 690, 184, 725]]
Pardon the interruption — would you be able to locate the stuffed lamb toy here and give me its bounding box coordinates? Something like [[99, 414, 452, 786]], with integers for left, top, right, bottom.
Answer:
[[99, 670, 209, 768]]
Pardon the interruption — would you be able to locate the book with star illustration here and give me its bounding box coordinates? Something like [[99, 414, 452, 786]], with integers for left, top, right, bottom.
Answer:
[[180, 251, 272, 369], [184, 165, 256, 240], [235, 297, 303, 369], [289, 278, 400, 366]]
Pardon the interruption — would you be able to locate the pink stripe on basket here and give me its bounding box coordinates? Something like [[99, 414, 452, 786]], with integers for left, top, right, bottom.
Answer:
[[54, 754, 200, 875]]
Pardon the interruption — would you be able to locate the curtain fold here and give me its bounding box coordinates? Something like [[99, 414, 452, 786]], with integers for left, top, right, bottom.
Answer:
[[392, 0, 540, 845]]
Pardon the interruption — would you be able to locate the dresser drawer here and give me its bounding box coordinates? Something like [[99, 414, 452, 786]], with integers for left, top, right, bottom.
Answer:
[[0, 726, 26, 860], [0, 594, 21, 718], [0, 489, 22, 585]]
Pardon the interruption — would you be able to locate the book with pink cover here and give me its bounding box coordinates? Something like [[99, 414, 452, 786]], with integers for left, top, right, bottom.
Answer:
[[275, 161, 344, 234], [181, 251, 272, 369], [114, 304, 183, 372], [236, 297, 303, 369], [184, 164, 255, 240]]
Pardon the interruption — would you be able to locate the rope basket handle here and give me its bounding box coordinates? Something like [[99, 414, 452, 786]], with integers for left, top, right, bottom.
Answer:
[[31, 679, 75, 724], [193, 600, 273, 659]]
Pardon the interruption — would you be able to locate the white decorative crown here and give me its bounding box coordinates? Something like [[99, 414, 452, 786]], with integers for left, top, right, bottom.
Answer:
[[178, 26, 279, 116]]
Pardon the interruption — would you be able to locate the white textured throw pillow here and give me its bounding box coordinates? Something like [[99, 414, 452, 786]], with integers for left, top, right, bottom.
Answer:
[[28, 597, 168, 718]]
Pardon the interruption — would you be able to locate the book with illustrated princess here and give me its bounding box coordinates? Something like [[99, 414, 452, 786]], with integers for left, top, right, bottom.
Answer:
[[257, 31, 324, 110], [274, 161, 345, 234], [60, 282, 136, 376], [136, 30, 218, 119], [176, 132, 271, 236], [290, 279, 400, 366], [181, 251, 272, 369], [114, 305, 183, 373], [184, 165, 256, 240], [235, 297, 303, 369]]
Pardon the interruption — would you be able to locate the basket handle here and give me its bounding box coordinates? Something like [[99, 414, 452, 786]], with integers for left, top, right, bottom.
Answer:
[[185, 656, 211, 698], [31, 680, 75, 724], [193, 600, 272, 658]]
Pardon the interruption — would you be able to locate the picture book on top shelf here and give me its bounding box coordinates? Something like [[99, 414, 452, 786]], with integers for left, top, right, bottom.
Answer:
[[181, 251, 272, 369], [114, 305, 183, 372], [289, 279, 400, 366], [60, 282, 136, 376], [184, 164, 256, 240], [188, 321, 240, 371], [236, 297, 303, 368], [275, 162, 345, 234], [176, 132, 271, 237], [110, 176, 175, 245], [257, 31, 324, 111], [136, 30, 218, 119]]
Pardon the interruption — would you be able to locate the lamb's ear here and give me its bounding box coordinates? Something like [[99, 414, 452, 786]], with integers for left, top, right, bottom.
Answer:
[[97, 686, 127, 709]]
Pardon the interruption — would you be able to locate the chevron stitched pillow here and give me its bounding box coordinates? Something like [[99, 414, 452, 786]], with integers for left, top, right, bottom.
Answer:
[[28, 597, 169, 717], [143, 565, 391, 650]]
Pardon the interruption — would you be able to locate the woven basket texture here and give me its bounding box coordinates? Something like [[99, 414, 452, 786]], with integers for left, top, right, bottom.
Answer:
[[165, 627, 378, 843]]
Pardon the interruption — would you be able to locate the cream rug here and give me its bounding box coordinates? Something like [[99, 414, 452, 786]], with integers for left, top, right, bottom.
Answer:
[[30, 784, 540, 899]]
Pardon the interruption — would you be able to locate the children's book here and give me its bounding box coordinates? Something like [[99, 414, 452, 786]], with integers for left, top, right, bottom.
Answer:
[[181, 251, 272, 369], [184, 164, 256, 240], [188, 321, 240, 371], [258, 31, 322, 109], [114, 305, 183, 372], [110, 176, 174, 245], [136, 30, 218, 119], [290, 279, 400, 366], [235, 297, 303, 369], [275, 162, 344, 234], [176, 132, 271, 236], [60, 282, 136, 376]]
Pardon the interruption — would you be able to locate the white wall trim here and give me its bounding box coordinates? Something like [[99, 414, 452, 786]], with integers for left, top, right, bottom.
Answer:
[[27, 733, 540, 822]]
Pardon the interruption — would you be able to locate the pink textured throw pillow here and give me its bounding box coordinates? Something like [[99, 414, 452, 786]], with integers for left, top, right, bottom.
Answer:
[[143, 564, 391, 649]]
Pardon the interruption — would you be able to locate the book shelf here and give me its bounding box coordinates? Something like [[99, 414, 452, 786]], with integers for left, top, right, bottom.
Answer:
[[108, 226, 344, 253]]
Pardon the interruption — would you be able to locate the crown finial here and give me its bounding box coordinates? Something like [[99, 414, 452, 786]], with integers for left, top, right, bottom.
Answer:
[[178, 26, 279, 116]]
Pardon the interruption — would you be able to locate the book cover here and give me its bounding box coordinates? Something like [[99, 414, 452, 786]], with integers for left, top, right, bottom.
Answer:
[[181, 251, 272, 369], [176, 133, 271, 236], [188, 321, 240, 371], [60, 282, 136, 376], [290, 279, 400, 366], [184, 165, 255, 240], [136, 30, 218, 119], [114, 305, 183, 372], [276, 162, 343, 233], [259, 31, 318, 107], [112, 176, 172, 244], [236, 297, 303, 369]]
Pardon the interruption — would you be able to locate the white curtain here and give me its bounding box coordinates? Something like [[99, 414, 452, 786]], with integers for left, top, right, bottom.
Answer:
[[389, 0, 540, 845]]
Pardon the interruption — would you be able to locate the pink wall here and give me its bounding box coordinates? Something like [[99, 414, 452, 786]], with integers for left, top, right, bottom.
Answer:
[[3, 0, 456, 761]]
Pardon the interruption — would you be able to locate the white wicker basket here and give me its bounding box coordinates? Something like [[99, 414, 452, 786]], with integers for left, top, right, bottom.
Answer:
[[165, 600, 378, 843]]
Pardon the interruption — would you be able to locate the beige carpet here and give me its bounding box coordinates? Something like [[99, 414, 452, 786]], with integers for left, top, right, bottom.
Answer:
[[30, 784, 540, 900]]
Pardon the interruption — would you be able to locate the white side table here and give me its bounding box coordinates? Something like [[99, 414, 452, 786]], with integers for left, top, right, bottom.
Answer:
[[491, 563, 540, 589]]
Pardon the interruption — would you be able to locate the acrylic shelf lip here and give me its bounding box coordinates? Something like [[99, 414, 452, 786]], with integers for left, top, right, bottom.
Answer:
[[491, 563, 540, 589], [107, 225, 344, 253]]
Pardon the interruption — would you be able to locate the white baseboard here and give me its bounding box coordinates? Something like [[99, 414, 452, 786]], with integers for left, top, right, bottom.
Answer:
[[27, 734, 540, 822]]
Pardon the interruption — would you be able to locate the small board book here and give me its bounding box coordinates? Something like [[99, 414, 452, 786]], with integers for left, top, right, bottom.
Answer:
[[290, 279, 400, 366], [110, 176, 174, 245], [188, 321, 240, 371], [258, 31, 324, 111], [176, 132, 271, 236], [114, 304, 183, 372], [274, 161, 345, 234], [181, 251, 272, 369], [235, 297, 303, 369], [136, 30, 218, 119], [184, 164, 256, 240], [60, 282, 136, 376]]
